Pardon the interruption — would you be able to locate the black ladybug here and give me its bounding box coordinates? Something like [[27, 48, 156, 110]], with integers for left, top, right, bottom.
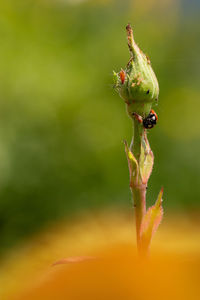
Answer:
[[143, 109, 158, 129]]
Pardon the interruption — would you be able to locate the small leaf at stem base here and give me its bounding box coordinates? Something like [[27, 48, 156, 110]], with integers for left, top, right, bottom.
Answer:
[[140, 187, 164, 253]]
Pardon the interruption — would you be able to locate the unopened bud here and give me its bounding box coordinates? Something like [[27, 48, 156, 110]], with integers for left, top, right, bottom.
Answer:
[[114, 24, 159, 118]]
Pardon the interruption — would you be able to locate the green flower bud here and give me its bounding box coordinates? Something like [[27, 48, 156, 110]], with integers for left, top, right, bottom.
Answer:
[[114, 24, 159, 118]]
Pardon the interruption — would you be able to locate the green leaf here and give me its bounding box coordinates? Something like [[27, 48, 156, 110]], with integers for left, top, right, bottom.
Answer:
[[124, 140, 139, 186], [113, 71, 118, 87], [139, 132, 154, 184]]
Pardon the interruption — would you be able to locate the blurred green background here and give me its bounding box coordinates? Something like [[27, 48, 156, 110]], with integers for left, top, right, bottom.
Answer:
[[0, 0, 199, 255]]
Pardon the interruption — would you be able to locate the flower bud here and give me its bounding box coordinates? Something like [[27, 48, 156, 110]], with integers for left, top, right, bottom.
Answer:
[[114, 25, 159, 118]]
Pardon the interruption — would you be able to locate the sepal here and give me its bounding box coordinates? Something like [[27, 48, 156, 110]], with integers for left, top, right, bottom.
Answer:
[[124, 140, 139, 186], [139, 131, 154, 184], [140, 187, 164, 253]]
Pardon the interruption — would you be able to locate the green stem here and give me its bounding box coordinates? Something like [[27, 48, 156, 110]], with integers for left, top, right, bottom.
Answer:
[[130, 118, 147, 253], [114, 24, 161, 257], [130, 118, 143, 161]]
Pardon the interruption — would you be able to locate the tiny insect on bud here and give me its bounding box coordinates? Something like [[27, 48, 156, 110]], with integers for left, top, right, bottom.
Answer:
[[143, 109, 158, 129], [120, 70, 126, 84]]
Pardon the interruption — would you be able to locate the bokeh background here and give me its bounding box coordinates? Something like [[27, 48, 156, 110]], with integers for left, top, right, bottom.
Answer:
[[0, 0, 199, 257]]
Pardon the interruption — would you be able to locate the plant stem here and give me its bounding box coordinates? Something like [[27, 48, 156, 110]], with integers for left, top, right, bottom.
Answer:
[[131, 118, 143, 161], [114, 24, 163, 256], [131, 184, 146, 251], [130, 118, 147, 253]]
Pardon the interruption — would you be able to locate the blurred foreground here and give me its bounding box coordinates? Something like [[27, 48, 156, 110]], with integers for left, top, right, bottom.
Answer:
[[0, 209, 199, 299]]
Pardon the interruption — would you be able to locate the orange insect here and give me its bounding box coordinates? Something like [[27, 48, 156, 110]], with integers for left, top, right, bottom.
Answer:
[[119, 70, 126, 84]]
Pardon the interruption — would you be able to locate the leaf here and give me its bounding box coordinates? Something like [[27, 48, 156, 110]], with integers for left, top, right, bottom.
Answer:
[[113, 71, 119, 88], [139, 131, 154, 184], [124, 140, 139, 186], [140, 187, 164, 252]]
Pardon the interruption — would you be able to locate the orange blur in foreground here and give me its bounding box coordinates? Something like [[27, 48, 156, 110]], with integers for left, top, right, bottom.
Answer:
[[16, 245, 199, 300], [1, 211, 200, 300]]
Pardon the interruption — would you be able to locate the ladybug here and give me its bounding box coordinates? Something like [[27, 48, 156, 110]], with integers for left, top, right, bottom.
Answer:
[[143, 109, 158, 129]]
